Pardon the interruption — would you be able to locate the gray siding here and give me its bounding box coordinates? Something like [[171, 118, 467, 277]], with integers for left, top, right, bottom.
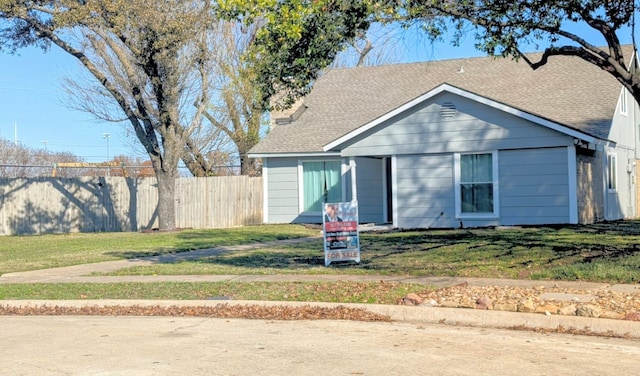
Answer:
[[341, 92, 573, 157], [395, 154, 457, 229], [609, 89, 634, 149], [394, 148, 574, 229], [354, 157, 384, 223], [264, 157, 300, 223], [499, 148, 570, 225], [265, 157, 351, 224], [607, 88, 637, 219], [604, 146, 635, 220], [264, 91, 603, 227]]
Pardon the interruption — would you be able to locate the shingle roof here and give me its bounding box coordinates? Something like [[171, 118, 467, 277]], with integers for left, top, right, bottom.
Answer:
[[250, 49, 625, 155]]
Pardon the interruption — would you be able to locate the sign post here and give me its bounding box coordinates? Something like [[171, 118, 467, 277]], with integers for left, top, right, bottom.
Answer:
[[323, 201, 360, 266]]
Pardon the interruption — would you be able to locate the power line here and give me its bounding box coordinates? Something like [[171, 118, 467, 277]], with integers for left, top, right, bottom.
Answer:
[[0, 86, 56, 92]]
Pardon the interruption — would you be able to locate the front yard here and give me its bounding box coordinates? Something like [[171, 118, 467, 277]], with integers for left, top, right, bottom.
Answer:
[[1, 221, 639, 302], [101, 222, 640, 283]]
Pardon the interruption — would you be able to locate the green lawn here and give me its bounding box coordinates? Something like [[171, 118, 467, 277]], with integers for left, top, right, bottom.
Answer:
[[0, 281, 419, 304], [99, 222, 640, 283], [0, 224, 319, 274], [1, 222, 639, 302]]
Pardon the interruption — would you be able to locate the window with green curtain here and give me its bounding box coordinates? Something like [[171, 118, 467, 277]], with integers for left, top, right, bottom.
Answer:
[[460, 153, 493, 213], [302, 161, 342, 212]]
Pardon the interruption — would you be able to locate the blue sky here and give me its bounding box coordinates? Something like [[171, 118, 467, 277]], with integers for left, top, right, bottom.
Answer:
[[0, 46, 142, 162], [0, 34, 481, 162], [0, 19, 637, 163]]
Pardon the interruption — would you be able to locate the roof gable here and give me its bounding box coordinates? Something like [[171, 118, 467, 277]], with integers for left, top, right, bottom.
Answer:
[[323, 83, 600, 151], [250, 49, 627, 156]]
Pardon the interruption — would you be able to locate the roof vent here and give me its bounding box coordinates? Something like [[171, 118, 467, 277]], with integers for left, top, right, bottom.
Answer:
[[440, 102, 457, 118]]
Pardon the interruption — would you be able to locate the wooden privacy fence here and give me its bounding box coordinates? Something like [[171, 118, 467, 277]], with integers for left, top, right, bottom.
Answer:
[[0, 176, 263, 235]]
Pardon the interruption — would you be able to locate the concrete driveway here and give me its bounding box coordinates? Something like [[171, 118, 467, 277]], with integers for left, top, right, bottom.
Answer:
[[2, 315, 639, 375]]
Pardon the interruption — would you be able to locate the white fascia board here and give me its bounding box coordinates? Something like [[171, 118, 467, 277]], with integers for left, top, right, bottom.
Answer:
[[323, 83, 602, 152], [248, 152, 341, 158]]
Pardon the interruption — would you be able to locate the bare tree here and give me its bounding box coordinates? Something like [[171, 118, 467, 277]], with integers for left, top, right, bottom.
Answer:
[[189, 21, 266, 177], [0, 0, 222, 230], [62, 18, 264, 178], [185, 20, 398, 177], [0, 137, 85, 178]]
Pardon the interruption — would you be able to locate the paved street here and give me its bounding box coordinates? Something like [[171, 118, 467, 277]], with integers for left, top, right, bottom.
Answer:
[[2, 315, 639, 375]]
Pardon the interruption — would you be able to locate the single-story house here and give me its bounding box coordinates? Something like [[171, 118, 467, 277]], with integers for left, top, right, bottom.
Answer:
[[249, 47, 640, 229]]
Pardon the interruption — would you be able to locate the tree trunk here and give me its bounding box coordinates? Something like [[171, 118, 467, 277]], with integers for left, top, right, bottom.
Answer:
[[155, 168, 177, 231], [239, 152, 250, 175], [239, 150, 259, 176]]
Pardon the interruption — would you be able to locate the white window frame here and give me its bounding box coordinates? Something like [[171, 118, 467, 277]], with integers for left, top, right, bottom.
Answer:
[[297, 159, 345, 214], [454, 151, 500, 219], [607, 153, 618, 192], [620, 89, 628, 116]]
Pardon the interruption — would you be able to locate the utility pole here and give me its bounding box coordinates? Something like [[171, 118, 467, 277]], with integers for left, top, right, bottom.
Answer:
[[103, 132, 110, 177]]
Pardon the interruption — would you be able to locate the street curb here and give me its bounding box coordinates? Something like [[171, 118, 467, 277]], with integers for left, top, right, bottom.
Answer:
[[360, 303, 640, 339], [2, 299, 638, 339]]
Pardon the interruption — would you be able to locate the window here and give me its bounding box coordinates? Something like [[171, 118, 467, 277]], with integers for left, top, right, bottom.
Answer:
[[608, 154, 617, 191], [300, 161, 342, 212], [455, 152, 498, 216], [620, 90, 628, 116]]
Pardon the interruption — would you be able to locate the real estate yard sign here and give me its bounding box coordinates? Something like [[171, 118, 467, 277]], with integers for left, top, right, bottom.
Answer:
[[323, 201, 360, 266]]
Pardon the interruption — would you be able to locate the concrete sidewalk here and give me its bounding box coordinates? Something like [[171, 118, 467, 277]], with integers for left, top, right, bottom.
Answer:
[[0, 237, 319, 284], [1, 239, 639, 339]]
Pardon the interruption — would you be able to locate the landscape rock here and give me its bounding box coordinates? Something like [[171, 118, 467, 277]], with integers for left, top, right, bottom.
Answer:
[[600, 311, 625, 320], [475, 295, 492, 310], [399, 293, 423, 306], [492, 303, 518, 312], [411, 282, 640, 321], [623, 312, 640, 321], [576, 304, 602, 318], [458, 302, 476, 309], [534, 304, 558, 314], [558, 305, 577, 316], [421, 299, 438, 307], [440, 301, 462, 308], [518, 300, 536, 313]]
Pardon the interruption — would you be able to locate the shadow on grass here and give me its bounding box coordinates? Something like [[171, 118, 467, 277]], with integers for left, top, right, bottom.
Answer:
[[104, 221, 640, 276], [568, 220, 640, 235], [194, 251, 326, 269], [104, 225, 320, 260], [173, 228, 308, 249], [535, 221, 640, 264], [551, 244, 640, 263], [105, 250, 178, 260]]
